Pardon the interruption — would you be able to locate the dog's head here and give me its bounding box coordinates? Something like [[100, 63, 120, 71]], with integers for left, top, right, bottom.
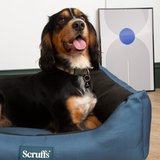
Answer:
[[39, 8, 100, 72]]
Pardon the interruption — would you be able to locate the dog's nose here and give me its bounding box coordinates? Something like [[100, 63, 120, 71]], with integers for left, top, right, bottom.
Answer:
[[72, 21, 85, 31]]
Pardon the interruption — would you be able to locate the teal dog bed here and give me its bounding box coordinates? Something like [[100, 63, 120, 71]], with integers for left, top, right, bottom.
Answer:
[[0, 66, 151, 160]]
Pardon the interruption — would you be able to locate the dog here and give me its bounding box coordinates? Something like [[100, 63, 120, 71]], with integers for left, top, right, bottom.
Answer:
[[0, 8, 102, 133]]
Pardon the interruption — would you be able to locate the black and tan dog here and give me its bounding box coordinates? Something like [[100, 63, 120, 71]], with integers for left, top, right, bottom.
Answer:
[[0, 8, 101, 133]]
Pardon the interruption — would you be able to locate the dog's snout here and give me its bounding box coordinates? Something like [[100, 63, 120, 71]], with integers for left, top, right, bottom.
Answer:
[[72, 21, 85, 31]]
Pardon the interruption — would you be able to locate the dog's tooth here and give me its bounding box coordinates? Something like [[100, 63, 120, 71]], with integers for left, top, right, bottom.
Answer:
[[68, 42, 73, 45]]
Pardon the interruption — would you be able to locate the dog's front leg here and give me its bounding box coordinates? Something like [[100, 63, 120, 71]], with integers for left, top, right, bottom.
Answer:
[[65, 96, 85, 132]]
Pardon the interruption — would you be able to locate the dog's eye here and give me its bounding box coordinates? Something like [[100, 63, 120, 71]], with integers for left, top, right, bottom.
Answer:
[[59, 18, 65, 24], [80, 15, 85, 21]]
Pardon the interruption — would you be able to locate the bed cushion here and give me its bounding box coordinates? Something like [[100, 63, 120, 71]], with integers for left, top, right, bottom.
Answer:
[[91, 68, 133, 123]]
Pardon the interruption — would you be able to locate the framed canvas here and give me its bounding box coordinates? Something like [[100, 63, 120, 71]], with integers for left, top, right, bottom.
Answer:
[[99, 8, 155, 91]]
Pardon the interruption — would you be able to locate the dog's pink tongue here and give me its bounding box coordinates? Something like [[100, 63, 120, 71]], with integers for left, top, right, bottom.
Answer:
[[73, 37, 86, 50]]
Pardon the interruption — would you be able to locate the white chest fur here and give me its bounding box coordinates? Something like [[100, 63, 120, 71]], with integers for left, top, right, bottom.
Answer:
[[74, 91, 97, 121], [75, 76, 97, 121], [67, 54, 91, 69]]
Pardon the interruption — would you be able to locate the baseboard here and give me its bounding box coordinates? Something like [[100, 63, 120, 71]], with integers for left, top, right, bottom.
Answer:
[[0, 63, 160, 88], [0, 69, 40, 77], [155, 62, 160, 88]]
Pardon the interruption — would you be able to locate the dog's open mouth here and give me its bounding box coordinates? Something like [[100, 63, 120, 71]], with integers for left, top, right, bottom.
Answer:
[[63, 36, 86, 52]]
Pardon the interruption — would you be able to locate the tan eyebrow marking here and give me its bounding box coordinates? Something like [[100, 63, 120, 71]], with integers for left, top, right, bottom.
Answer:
[[73, 9, 82, 15], [61, 10, 69, 17]]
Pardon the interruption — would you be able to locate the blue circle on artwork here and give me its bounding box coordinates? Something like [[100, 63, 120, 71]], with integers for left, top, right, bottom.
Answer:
[[119, 28, 135, 45]]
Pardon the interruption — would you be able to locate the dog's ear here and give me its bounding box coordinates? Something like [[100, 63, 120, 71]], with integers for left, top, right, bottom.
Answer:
[[39, 21, 55, 72], [88, 22, 101, 70]]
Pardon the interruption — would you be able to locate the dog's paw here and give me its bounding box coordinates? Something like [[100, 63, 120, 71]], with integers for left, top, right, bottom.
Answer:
[[0, 119, 12, 127], [82, 115, 102, 129]]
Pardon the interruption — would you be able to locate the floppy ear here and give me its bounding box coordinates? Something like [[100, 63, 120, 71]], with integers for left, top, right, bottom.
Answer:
[[39, 22, 55, 72], [88, 22, 101, 70]]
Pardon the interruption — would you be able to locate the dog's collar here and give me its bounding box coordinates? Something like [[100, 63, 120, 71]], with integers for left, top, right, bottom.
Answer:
[[56, 66, 92, 88], [56, 66, 90, 76]]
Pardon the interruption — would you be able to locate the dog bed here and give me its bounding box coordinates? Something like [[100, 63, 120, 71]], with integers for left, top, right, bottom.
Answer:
[[0, 66, 151, 160]]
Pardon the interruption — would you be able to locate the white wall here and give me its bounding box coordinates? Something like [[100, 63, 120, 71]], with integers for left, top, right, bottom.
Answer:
[[106, 0, 160, 63], [0, 0, 105, 70]]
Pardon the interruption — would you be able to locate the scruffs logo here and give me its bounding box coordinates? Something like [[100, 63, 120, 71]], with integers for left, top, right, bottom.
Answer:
[[19, 147, 53, 160], [22, 150, 50, 158]]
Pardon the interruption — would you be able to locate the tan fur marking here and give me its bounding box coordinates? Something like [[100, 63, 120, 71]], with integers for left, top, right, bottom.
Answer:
[[61, 10, 69, 17], [73, 9, 81, 15], [83, 48, 90, 60], [66, 96, 84, 127], [52, 22, 74, 57], [83, 114, 102, 129], [0, 104, 12, 127], [89, 30, 96, 49]]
